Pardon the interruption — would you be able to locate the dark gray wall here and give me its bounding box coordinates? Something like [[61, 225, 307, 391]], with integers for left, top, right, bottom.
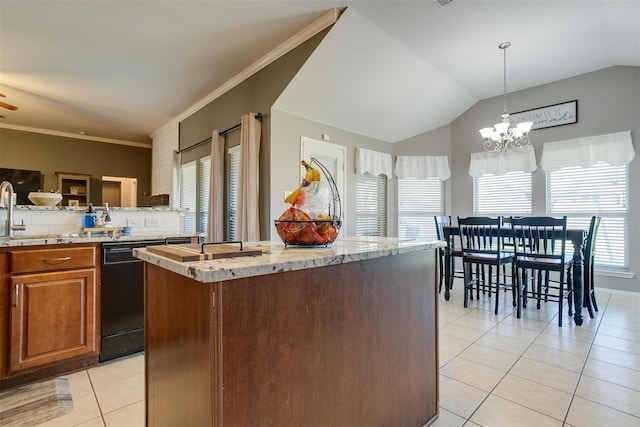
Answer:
[[178, 28, 330, 240], [0, 128, 151, 205]]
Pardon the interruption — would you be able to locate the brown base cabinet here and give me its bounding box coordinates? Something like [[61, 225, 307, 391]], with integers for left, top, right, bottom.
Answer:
[[1, 244, 100, 390], [144, 250, 439, 426]]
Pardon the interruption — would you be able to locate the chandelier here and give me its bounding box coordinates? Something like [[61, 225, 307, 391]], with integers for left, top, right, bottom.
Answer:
[[479, 42, 533, 153]]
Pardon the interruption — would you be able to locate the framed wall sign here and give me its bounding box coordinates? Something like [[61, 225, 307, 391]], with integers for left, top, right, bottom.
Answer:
[[509, 100, 578, 130]]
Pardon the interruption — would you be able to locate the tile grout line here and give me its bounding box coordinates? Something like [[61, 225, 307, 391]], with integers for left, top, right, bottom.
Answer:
[[461, 303, 559, 425], [85, 369, 107, 427], [559, 292, 609, 426]]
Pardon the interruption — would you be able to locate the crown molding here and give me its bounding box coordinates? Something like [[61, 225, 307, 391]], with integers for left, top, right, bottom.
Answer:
[[0, 123, 152, 148], [151, 8, 340, 140]]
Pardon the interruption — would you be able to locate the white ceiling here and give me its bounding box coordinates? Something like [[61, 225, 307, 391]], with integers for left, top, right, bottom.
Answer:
[[1, 1, 639, 145]]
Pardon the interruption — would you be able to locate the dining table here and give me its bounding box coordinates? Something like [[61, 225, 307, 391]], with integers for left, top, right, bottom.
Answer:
[[442, 224, 588, 326]]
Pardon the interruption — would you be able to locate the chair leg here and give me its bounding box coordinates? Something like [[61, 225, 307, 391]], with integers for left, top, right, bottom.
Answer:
[[438, 251, 444, 294], [516, 270, 522, 318], [536, 270, 543, 309], [463, 262, 470, 308], [567, 269, 573, 317], [590, 263, 599, 312], [493, 267, 499, 315], [521, 269, 528, 309]]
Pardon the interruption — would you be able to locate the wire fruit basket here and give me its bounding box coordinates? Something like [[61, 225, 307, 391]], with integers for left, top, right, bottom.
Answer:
[[274, 158, 342, 246]]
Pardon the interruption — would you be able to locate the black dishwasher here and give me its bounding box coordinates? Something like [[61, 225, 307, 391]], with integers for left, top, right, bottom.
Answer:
[[100, 237, 192, 362]]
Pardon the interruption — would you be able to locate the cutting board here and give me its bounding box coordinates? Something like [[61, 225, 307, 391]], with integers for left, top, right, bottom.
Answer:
[[145, 243, 262, 262]]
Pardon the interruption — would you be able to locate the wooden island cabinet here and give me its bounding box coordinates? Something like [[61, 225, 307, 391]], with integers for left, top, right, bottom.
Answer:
[[137, 237, 443, 427]]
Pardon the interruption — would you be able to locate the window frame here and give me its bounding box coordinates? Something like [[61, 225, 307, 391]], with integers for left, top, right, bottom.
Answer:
[[473, 171, 533, 216], [397, 177, 444, 240], [355, 173, 387, 237], [546, 162, 629, 269]]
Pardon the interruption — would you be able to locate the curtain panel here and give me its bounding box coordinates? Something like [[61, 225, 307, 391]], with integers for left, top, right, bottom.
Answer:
[[237, 113, 261, 242], [468, 145, 537, 178], [207, 130, 224, 242], [355, 147, 393, 178], [395, 155, 451, 180], [540, 130, 635, 172], [171, 150, 181, 208]]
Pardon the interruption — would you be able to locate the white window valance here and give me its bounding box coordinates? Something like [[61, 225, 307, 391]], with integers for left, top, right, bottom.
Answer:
[[468, 145, 537, 178], [394, 155, 451, 180], [540, 130, 635, 172], [355, 147, 393, 179]]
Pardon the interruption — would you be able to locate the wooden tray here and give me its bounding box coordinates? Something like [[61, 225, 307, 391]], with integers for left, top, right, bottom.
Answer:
[[83, 227, 123, 237], [145, 243, 262, 262]]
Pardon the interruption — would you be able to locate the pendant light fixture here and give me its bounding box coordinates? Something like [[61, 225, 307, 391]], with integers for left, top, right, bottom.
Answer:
[[479, 42, 533, 153]]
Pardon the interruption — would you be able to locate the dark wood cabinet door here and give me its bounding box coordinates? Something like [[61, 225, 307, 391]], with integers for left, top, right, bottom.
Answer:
[[9, 268, 98, 373]]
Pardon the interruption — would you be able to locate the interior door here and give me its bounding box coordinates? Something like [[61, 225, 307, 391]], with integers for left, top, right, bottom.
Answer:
[[301, 137, 347, 235]]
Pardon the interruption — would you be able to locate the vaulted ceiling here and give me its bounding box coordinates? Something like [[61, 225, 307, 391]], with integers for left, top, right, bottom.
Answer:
[[1, 1, 638, 145]]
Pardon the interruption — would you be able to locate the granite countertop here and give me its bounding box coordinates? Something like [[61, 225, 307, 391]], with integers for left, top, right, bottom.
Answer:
[[0, 233, 201, 247], [134, 236, 444, 283]]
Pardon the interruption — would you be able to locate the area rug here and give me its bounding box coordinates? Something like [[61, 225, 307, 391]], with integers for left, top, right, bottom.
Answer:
[[0, 377, 73, 426]]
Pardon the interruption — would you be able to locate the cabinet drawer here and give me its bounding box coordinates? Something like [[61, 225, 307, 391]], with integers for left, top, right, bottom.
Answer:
[[11, 246, 96, 274]]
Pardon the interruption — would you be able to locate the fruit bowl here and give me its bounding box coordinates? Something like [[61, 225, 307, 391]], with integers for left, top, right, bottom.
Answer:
[[274, 219, 341, 246], [28, 191, 63, 206]]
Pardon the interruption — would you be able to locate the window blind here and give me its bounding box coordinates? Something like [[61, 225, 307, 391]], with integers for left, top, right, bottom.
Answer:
[[473, 171, 532, 215], [355, 173, 387, 236], [179, 160, 197, 233], [226, 146, 240, 240], [398, 177, 443, 240], [547, 162, 628, 268], [199, 156, 211, 234]]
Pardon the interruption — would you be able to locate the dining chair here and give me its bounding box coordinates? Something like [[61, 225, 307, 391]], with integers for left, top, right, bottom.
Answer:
[[434, 215, 465, 294], [583, 215, 601, 318], [457, 216, 515, 315], [509, 216, 574, 326]]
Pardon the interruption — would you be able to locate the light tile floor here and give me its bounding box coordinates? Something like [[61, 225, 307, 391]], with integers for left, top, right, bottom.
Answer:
[[33, 281, 639, 427]]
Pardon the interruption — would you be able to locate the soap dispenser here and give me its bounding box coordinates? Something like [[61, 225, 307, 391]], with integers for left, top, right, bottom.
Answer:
[[84, 204, 96, 228], [103, 203, 112, 226]]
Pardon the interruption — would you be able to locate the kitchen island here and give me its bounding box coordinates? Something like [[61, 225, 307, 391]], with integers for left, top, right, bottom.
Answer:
[[135, 237, 443, 427]]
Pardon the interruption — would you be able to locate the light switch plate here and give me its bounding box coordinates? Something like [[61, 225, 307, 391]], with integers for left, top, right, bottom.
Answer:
[[127, 218, 142, 226], [146, 217, 160, 227]]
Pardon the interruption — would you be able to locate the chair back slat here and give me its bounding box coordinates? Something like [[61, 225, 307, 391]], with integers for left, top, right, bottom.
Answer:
[[584, 215, 601, 259], [510, 216, 569, 266], [457, 216, 502, 256], [434, 215, 452, 241]]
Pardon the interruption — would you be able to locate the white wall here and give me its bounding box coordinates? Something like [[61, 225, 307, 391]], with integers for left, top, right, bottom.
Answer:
[[270, 109, 394, 238], [446, 66, 639, 293]]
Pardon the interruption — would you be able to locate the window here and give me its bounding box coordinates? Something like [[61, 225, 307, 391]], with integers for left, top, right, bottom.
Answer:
[[355, 174, 387, 236], [473, 171, 532, 215], [176, 156, 210, 234], [226, 146, 240, 240], [177, 160, 197, 233], [398, 177, 443, 240], [547, 162, 628, 268]]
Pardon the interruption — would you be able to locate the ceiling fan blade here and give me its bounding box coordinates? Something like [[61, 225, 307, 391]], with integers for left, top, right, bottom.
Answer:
[[0, 101, 18, 110]]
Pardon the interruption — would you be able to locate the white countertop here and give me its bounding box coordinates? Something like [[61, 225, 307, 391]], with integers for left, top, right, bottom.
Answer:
[[0, 233, 200, 247], [133, 236, 444, 283]]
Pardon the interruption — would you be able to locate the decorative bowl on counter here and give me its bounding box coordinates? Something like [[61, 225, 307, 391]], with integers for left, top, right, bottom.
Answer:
[[275, 157, 343, 247], [28, 191, 63, 206], [274, 219, 341, 246]]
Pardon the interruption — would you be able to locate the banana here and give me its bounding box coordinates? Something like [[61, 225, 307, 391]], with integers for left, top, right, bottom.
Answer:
[[285, 160, 321, 204]]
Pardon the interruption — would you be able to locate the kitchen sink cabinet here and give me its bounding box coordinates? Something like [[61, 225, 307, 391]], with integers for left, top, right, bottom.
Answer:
[[0, 244, 100, 389]]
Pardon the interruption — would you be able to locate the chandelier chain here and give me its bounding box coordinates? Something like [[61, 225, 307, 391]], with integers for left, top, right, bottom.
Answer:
[[503, 45, 508, 116]]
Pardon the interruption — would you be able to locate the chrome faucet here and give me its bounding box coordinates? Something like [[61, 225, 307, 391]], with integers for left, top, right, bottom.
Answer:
[[0, 181, 26, 238]]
